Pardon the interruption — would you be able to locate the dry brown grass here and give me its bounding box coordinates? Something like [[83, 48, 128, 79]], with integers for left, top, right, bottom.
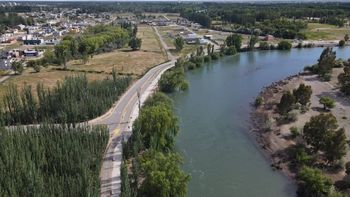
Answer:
[[69, 25, 167, 76], [0, 67, 109, 98]]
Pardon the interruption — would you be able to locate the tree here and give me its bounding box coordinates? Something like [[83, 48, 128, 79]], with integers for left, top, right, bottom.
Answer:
[[339, 40, 345, 47], [159, 66, 188, 93], [136, 103, 179, 151], [225, 34, 242, 50], [207, 43, 212, 55], [324, 128, 347, 163], [277, 91, 295, 114], [277, 40, 292, 50], [121, 160, 132, 197], [317, 47, 336, 77], [344, 34, 349, 42], [297, 167, 333, 197], [303, 113, 340, 153], [293, 83, 312, 106], [139, 151, 190, 197], [248, 35, 259, 50], [54, 40, 71, 70], [11, 60, 24, 75], [174, 37, 184, 52], [319, 96, 335, 110], [338, 64, 350, 95], [129, 37, 142, 51]]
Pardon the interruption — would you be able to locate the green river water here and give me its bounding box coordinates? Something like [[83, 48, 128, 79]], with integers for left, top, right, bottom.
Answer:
[[170, 47, 350, 197]]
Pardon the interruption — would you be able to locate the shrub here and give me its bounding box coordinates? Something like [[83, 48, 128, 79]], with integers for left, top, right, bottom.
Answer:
[[203, 55, 211, 62], [279, 111, 297, 124], [224, 46, 237, 56], [319, 96, 335, 110], [277, 40, 292, 50], [290, 126, 300, 138], [339, 40, 346, 47], [211, 52, 220, 60], [259, 42, 270, 50]]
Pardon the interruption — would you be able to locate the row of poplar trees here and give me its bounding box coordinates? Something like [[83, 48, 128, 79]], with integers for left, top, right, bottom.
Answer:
[[0, 70, 131, 125], [0, 124, 109, 196]]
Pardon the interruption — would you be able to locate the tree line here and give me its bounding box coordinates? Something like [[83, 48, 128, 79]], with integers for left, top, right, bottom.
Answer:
[[0, 71, 131, 125], [0, 13, 34, 34], [29, 23, 141, 71], [0, 124, 108, 196], [121, 92, 190, 197]]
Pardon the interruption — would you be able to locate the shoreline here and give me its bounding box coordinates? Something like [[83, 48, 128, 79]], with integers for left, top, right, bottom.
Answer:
[[250, 73, 302, 179]]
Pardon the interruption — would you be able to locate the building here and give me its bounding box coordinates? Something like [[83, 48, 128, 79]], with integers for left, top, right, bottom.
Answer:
[[183, 33, 199, 44], [0, 52, 12, 70], [0, 59, 11, 70], [23, 49, 41, 57]]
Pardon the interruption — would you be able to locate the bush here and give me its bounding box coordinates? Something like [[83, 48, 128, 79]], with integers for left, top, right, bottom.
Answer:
[[290, 126, 300, 138], [279, 111, 297, 124], [186, 62, 196, 70], [203, 55, 211, 62], [259, 42, 270, 50], [277, 40, 292, 50], [319, 96, 335, 110], [224, 46, 237, 56], [339, 40, 346, 47], [211, 52, 220, 60]]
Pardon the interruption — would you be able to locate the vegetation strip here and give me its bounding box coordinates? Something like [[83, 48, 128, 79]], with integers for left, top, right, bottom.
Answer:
[[0, 124, 108, 196]]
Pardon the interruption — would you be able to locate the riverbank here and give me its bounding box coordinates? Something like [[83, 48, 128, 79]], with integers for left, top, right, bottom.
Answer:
[[252, 67, 350, 182]]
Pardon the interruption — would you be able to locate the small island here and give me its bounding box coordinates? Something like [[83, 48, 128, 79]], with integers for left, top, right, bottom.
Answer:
[[253, 47, 350, 196]]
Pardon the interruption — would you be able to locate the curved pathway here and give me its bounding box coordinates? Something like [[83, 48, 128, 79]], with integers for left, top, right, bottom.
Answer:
[[97, 25, 176, 197]]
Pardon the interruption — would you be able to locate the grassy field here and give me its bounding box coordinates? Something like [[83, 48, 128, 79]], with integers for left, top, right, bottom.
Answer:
[[69, 25, 167, 76], [0, 67, 109, 98], [302, 23, 350, 40]]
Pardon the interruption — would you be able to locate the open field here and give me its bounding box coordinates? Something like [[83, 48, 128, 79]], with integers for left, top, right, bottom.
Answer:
[[69, 25, 167, 76], [302, 23, 350, 40], [0, 67, 109, 98]]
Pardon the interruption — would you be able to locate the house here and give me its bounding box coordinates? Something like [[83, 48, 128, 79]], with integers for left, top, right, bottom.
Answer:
[[264, 35, 274, 41], [203, 35, 213, 39], [23, 34, 44, 45], [44, 38, 60, 45], [0, 59, 11, 70], [0, 52, 12, 70], [183, 33, 199, 44], [23, 49, 41, 57]]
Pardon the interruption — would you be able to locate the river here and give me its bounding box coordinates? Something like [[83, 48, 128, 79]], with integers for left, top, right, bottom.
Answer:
[[169, 47, 350, 197]]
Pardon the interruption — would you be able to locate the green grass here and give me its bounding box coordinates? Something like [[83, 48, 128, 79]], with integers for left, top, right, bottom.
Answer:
[[302, 23, 350, 40]]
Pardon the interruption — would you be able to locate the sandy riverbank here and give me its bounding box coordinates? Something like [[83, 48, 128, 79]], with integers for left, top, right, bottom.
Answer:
[[251, 68, 350, 182]]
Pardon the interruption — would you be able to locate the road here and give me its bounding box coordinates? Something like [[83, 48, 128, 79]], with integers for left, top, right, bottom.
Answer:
[[96, 25, 176, 197]]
